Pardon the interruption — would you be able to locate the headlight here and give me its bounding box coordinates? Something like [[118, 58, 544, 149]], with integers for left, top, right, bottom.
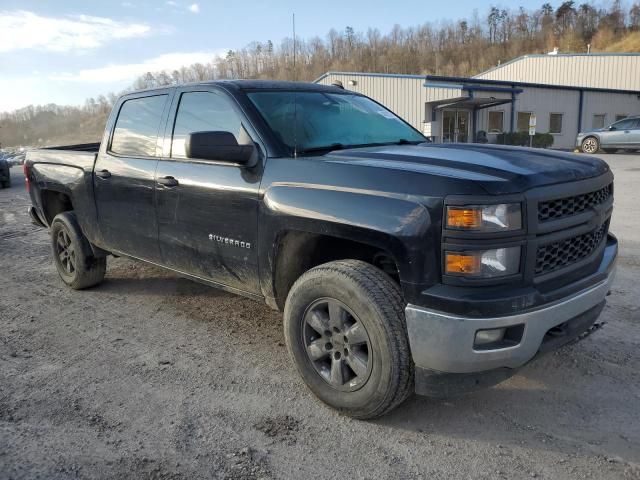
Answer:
[[446, 204, 522, 232], [445, 246, 521, 278]]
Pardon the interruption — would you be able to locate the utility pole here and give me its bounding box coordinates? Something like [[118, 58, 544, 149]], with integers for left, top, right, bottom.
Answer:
[[292, 13, 296, 81]]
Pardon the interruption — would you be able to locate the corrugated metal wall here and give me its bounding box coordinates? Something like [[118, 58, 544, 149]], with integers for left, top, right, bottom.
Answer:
[[582, 91, 640, 130], [475, 88, 581, 149], [317, 73, 428, 130], [475, 54, 640, 91], [317, 68, 640, 150]]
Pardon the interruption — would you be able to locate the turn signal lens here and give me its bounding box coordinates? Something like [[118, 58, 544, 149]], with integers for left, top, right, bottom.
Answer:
[[446, 207, 482, 229], [446, 204, 522, 231], [445, 253, 481, 275], [445, 247, 521, 278]]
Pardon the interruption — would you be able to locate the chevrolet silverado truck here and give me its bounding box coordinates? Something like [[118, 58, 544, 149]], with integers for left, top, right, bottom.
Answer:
[[25, 81, 617, 419]]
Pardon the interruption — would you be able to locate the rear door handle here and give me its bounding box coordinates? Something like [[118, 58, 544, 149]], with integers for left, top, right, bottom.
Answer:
[[157, 176, 179, 187], [95, 169, 111, 179]]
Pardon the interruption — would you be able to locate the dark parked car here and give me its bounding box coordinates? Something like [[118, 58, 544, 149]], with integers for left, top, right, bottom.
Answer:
[[25, 81, 617, 418], [578, 115, 640, 153], [0, 157, 11, 188]]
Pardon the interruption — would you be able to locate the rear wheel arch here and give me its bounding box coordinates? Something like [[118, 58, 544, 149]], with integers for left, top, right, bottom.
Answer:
[[41, 189, 74, 225]]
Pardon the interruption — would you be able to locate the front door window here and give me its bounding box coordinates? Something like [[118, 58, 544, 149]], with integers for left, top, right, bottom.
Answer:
[[442, 110, 469, 143]]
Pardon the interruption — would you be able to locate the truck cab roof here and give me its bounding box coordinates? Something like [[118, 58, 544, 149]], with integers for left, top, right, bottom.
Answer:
[[125, 79, 347, 97]]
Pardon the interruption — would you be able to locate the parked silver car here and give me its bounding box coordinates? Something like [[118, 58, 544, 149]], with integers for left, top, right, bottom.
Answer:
[[577, 115, 640, 154]]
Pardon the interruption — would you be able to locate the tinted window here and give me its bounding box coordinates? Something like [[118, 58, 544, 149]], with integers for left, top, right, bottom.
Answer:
[[111, 95, 167, 157], [613, 118, 636, 130], [171, 91, 248, 158]]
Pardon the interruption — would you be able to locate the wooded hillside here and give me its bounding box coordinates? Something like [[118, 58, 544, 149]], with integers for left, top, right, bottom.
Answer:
[[1, 1, 639, 148]]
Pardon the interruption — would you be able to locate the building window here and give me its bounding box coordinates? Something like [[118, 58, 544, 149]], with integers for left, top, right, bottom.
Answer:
[[615, 114, 628, 122], [549, 113, 563, 134], [593, 114, 606, 129], [517, 112, 531, 132], [488, 111, 504, 133]]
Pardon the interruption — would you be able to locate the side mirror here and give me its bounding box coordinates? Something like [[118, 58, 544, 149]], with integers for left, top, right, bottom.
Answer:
[[608, 125, 616, 131], [185, 131, 255, 165]]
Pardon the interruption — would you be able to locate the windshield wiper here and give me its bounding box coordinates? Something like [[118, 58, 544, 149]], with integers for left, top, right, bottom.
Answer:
[[296, 143, 345, 155], [296, 140, 423, 156]]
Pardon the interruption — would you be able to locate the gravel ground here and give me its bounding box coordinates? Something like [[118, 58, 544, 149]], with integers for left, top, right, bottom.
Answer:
[[1, 155, 639, 480]]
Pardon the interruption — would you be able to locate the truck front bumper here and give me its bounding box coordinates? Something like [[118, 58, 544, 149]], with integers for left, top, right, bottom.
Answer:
[[405, 240, 616, 397]]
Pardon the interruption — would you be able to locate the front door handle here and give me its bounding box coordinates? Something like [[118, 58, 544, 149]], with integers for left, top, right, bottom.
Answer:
[[95, 169, 111, 179], [157, 176, 179, 187]]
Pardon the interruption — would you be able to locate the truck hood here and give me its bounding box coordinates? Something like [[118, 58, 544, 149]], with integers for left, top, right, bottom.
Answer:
[[324, 143, 610, 195]]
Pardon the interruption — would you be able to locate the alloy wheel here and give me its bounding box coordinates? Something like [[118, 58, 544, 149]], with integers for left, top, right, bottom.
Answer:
[[582, 137, 598, 154], [302, 298, 372, 392], [56, 228, 76, 274]]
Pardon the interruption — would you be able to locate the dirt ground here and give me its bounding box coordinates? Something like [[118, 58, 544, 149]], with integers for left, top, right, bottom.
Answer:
[[1, 154, 639, 480]]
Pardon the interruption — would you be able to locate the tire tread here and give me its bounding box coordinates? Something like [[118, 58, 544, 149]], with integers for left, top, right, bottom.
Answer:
[[285, 259, 413, 419], [51, 212, 106, 290]]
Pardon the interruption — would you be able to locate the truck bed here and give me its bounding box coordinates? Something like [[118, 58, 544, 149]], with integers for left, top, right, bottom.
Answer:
[[41, 143, 101, 152], [26, 143, 99, 172]]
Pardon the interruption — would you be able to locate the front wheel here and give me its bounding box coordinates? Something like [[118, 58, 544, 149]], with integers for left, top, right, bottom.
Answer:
[[580, 136, 599, 154], [284, 260, 413, 419], [51, 212, 106, 289]]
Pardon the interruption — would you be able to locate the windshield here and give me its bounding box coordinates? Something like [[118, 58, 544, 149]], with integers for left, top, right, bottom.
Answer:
[[247, 91, 426, 155]]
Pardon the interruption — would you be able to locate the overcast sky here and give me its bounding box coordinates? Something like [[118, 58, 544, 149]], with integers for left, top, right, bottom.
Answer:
[[0, 0, 557, 112]]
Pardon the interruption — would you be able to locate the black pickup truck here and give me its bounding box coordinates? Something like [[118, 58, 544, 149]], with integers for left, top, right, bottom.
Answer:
[[25, 81, 617, 418]]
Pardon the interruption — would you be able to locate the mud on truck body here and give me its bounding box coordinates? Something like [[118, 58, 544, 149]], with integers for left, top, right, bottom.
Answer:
[[25, 81, 616, 418]]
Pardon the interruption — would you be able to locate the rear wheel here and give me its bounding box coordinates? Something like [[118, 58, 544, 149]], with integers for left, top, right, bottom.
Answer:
[[580, 136, 599, 154], [284, 260, 413, 419], [51, 212, 106, 289]]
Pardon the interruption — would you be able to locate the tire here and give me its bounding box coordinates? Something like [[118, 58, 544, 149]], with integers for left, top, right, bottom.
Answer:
[[51, 212, 106, 289], [284, 260, 413, 419], [603, 148, 618, 154], [580, 136, 599, 154]]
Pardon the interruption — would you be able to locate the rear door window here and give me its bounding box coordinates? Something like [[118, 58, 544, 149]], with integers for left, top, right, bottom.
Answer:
[[111, 95, 167, 157]]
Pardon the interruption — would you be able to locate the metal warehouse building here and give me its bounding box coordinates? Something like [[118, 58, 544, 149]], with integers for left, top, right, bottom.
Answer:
[[315, 53, 640, 150]]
